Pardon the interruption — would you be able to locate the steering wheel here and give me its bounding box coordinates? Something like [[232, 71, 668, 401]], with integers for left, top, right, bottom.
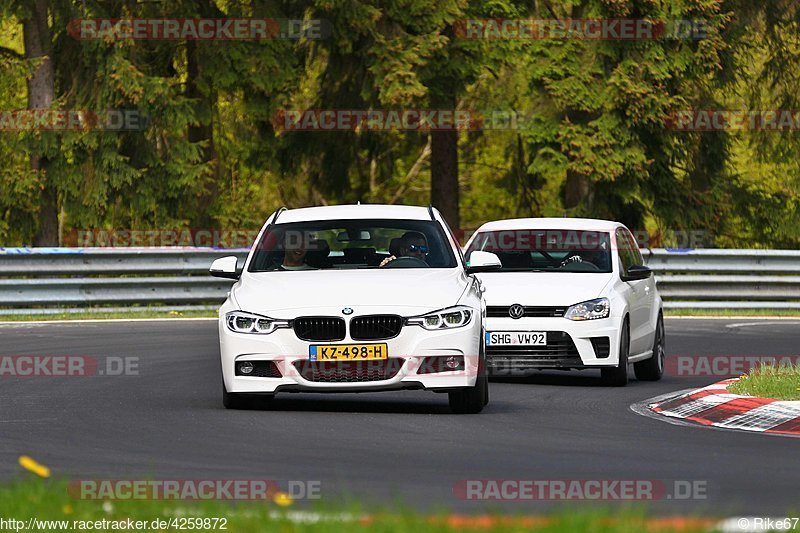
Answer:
[[383, 256, 429, 268], [559, 256, 601, 271], [539, 250, 564, 267], [559, 253, 584, 268]]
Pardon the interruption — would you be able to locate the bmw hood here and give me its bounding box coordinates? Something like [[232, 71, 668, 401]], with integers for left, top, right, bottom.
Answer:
[[477, 272, 614, 307], [232, 268, 470, 318]]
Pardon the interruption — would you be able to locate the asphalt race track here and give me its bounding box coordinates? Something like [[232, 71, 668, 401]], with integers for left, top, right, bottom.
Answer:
[[1, 318, 797, 515]]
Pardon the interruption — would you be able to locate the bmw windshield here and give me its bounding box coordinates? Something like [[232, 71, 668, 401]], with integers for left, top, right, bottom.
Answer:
[[467, 229, 612, 273], [248, 219, 458, 271]]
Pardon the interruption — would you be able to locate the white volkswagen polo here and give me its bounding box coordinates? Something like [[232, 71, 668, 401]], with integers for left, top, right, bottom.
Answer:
[[210, 204, 501, 413], [464, 218, 664, 386]]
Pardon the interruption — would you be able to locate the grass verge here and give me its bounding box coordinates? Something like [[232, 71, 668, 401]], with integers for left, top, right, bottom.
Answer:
[[665, 308, 800, 317], [0, 309, 217, 321], [0, 477, 721, 533], [728, 363, 800, 400], [0, 307, 799, 322]]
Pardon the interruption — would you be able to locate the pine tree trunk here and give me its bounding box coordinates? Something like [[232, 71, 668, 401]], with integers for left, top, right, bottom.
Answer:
[[186, 30, 218, 228], [429, 85, 460, 230], [564, 170, 591, 210], [24, 0, 58, 246]]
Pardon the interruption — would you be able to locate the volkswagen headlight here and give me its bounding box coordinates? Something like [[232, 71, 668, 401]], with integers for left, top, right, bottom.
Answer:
[[564, 298, 610, 321], [407, 306, 474, 330], [225, 311, 290, 334]]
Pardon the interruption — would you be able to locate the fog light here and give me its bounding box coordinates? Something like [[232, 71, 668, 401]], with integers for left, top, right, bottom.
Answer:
[[238, 361, 254, 375], [417, 355, 465, 374]]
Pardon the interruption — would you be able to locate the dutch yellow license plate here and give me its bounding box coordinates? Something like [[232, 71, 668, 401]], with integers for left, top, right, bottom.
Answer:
[[309, 343, 388, 361]]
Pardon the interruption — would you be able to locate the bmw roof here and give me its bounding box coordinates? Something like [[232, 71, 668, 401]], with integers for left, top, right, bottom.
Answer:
[[273, 204, 436, 223]]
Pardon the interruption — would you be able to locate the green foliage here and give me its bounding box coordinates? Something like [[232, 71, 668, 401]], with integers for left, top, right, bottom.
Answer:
[[0, 0, 797, 246], [728, 362, 800, 401]]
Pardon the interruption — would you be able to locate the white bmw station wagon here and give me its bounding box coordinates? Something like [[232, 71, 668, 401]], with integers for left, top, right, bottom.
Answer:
[[210, 204, 501, 413], [464, 218, 664, 386]]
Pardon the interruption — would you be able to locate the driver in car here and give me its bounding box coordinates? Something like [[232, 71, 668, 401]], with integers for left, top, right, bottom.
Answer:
[[379, 231, 429, 267], [281, 232, 315, 270]]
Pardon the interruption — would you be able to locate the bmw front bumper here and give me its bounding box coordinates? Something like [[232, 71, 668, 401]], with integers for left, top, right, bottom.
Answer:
[[219, 306, 482, 394]]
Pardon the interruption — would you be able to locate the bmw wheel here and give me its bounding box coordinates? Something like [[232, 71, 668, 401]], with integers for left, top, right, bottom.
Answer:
[[449, 347, 488, 414]]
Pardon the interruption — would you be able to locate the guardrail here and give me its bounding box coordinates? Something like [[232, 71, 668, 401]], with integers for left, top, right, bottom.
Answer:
[[0, 248, 248, 314], [644, 249, 800, 309], [0, 247, 798, 314]]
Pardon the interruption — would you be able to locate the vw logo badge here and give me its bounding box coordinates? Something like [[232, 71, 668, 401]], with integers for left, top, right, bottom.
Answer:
[[508, 304, 524, 319], [342, 307, 354, 315]]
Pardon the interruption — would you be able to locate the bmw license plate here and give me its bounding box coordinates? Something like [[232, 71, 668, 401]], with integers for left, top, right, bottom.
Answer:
[[309, 343, 388, 361], [486, 332, 547, 346]]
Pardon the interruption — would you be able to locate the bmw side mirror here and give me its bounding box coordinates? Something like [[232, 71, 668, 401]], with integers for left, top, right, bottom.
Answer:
[[466, 251, 502, 274], [622, 264, 652, 282], [210, 256, 242, 280]]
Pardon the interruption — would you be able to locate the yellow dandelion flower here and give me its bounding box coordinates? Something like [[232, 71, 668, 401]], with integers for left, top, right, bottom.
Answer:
[[272, 492, 293, 507], [18, 456, 50, 478], [62, 504, 73, 515]]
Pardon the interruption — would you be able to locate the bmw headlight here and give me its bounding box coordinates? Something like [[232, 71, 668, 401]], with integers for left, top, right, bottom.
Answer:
[[407, 306, 474, 330], [564, 298, 610, 321], [225, 311, 290, 334]]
